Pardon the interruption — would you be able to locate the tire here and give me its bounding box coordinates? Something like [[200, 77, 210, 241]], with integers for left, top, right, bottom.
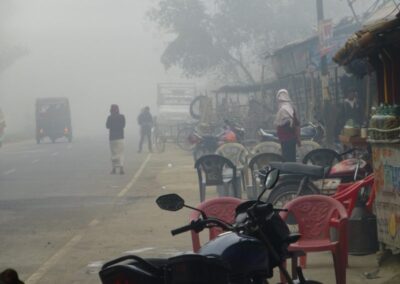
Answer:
[[155, 136, 166, 153], [189, 95, 206, 120], [266, 181, 316, 208], [176, 127, 195, 151]]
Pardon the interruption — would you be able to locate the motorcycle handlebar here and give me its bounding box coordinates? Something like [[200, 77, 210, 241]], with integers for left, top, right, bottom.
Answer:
[[340, 148, 356, 156], [253, 203, 288, 215], [171, 218, 234, 236], [171, 222, 196, 236]]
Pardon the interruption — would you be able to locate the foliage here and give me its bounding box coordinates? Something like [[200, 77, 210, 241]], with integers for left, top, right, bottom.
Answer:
[[148, 0, 316, 83]]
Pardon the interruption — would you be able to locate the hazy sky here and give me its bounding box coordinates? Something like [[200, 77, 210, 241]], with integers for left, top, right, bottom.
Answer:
[[0, 0, 183, 136], [0, 0, 382, 136]]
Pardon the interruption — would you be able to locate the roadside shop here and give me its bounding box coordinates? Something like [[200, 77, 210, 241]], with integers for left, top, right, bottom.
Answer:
[[334, 13, 400, 252]]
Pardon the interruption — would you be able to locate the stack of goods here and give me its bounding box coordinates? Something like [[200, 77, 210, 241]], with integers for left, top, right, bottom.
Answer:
[[369, 104, 400, 141], [343, 119, 360, 137]]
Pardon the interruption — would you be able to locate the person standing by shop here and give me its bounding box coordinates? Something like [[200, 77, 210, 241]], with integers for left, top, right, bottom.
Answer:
[[137, 106, 153, 153], [106, 104, 126, 174], [274, 89, 301, 162]]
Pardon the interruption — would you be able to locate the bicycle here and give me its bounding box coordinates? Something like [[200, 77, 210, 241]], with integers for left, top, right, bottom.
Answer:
[[151, 125, 166, 153]]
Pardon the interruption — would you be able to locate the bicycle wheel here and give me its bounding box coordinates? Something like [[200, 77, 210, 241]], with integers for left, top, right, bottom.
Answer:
[[155, 135, 166, 153], [176, 127, 195, 151]]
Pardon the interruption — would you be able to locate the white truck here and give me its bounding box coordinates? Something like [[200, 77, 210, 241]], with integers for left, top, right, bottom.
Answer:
[[156, 83, 196, 140]]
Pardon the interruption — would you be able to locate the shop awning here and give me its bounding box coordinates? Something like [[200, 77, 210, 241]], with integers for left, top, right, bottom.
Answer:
[[333, 14, 400, 65]]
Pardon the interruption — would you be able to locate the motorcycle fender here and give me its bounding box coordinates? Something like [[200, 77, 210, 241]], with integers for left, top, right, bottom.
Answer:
[[99, 264, 161, 284]]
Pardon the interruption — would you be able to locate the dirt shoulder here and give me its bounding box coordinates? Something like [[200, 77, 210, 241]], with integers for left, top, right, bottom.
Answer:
[[31, 145, 399, 284]]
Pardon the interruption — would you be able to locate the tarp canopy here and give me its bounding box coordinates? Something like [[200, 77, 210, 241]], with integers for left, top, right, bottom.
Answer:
[[333, 14, 400, 66]]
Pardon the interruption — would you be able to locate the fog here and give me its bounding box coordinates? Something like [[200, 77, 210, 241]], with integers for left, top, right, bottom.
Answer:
[[0, 0, 184, 138], [0, 0, 379, 138]]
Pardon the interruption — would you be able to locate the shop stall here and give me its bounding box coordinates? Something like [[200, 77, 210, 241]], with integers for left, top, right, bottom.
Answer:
[[334, 14, 400, 252]]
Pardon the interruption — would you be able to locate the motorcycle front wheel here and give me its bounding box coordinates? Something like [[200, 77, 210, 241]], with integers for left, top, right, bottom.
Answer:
[[266, 181, 316, 208]]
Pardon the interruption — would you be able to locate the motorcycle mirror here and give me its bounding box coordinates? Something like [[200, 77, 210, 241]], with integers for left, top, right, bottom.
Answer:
[[265, 169, 280, 189], [156, 194, 185, 211]]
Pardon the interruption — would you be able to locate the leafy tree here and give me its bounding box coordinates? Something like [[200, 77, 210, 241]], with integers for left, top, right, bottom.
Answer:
[[148, 0, 316, 83], [0, 0, 26, 75], [148, 0, 379, 83]]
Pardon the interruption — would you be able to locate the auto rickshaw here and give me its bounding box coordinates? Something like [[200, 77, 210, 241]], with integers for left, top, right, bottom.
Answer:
[[35, 97, 72, 143]]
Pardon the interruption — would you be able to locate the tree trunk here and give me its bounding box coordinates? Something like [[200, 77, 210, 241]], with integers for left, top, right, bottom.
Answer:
[[225, 52, 256, 84]]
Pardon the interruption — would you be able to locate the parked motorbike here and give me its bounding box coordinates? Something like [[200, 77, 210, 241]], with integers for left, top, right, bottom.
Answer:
[[190, 120, 245, 160], [258, 121, 325, 144], [224, 119, 245, 143], [266, 148, 371, 207], [190, 130, 221, 160], [99, 169, 322, 284]]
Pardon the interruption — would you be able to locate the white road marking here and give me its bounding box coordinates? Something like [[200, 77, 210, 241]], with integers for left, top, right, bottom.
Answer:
[[25, 154, 152, 284], [3, 168, 16, 175], [25, 233, 84, 284], [124, 247, 155, 254], [32, 159, 40, 164], [117, 154, 152, 197]]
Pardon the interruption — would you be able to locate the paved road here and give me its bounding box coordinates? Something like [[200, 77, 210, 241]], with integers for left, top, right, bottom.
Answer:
[[0, 135, 147, 283]]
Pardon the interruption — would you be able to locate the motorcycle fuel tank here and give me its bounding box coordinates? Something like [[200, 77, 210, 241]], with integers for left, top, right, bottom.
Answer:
[[198, 232, 269, 276]]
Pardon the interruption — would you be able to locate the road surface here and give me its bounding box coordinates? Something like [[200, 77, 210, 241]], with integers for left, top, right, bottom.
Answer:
[[0, 135, 149, 283]]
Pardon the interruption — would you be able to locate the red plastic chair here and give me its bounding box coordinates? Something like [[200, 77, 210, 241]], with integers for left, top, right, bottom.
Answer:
[[280, 195, 348, 284], [332, 174, 375, 216], [189, 197, 243, 252]]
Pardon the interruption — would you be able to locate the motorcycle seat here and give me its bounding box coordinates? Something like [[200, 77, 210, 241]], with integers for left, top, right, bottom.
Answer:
[[259, 128, 276, 137], [269, 162, 326, 179]]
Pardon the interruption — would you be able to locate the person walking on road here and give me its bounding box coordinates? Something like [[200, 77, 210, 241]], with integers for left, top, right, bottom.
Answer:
[[106, 104, 126, 174], [137, 106, 153, 153], [273, 89, 301, 162]]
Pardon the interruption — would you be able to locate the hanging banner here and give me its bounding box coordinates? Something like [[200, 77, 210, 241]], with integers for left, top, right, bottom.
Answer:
[[318, 19, 333, 56]]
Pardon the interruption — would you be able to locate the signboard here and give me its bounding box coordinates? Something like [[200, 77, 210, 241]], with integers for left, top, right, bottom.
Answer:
[[318, 19, 333, 56], [157, 83, 196, 106], [372, 143, 400, 251]]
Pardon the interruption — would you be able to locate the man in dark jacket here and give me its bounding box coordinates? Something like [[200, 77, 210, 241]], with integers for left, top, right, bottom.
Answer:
[[106, 104, 126, 174], [137, 106, 153, 153]]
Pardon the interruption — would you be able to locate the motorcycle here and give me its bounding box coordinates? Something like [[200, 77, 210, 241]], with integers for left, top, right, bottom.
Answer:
[[265, 148, 371, 207], [253, 121, 325, 159], [258, 121, 325, 144], [190, 130, 221, 160], [190, 120, 245, 160], [99, 169, 322, 284], [224, 119, 246, 143]]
